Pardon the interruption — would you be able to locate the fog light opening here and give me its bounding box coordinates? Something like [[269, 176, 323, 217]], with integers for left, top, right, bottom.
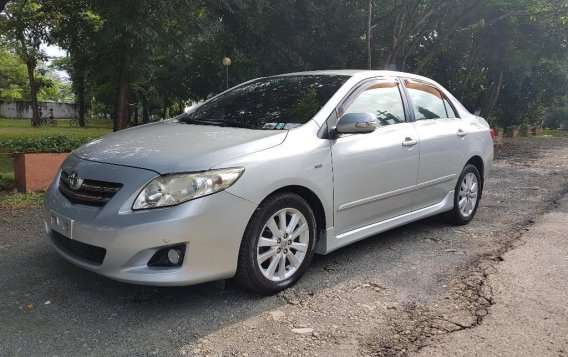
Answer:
[[148, 244, 186, 268], [167, 248, 181, 265]]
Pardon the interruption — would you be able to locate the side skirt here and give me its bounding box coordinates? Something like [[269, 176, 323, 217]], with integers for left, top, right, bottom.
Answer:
[[315, 191, 455, 255]]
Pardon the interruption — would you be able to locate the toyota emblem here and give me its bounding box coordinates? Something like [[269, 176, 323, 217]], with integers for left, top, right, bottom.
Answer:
[[68, 171, 84, 190]]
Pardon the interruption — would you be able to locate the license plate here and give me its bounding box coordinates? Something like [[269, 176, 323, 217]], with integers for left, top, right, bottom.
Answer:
[[49, 211, 74, 238]]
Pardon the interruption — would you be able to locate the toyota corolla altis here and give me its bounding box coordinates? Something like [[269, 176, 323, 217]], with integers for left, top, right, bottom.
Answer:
[[45, 70, 493, 294]]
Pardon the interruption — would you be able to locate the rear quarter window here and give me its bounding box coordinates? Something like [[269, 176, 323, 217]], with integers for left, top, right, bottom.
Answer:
[[404, 80, 449, 120]]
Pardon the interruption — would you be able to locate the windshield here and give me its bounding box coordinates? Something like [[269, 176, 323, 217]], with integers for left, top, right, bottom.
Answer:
[[177, 75, 349, 129]]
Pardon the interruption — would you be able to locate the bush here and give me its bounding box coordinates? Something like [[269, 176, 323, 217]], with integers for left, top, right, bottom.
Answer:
[[2, 135, 93, 153], [519, 123, 530, 130]]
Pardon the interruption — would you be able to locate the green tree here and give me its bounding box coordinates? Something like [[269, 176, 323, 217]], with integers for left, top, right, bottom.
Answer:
[[0, 46, 28, 100]]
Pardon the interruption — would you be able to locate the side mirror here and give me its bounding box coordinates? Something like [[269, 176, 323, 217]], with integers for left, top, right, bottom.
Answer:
[[335, 112, 377, 134]]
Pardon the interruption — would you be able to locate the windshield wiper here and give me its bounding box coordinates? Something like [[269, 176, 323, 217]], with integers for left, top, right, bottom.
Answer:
[[180, 118, 221, 126], [181, 118, 252, 129], [217, 120, 252, 129]]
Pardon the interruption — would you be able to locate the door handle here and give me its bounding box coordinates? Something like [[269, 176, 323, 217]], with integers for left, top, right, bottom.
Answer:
[[457, 129, 468, 137], [402, 138, 418, 147]]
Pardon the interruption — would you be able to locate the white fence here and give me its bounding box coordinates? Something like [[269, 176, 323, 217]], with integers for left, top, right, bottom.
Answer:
[[0, 100, 78, 119]]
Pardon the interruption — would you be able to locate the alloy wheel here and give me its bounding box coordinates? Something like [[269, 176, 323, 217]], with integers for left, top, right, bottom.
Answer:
[[458, 172, 478, 218], [256, 208, 309, 282]]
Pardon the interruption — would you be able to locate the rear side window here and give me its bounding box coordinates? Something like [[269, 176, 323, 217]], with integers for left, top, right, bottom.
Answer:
[[405, 80, 448, 120], [344, 79, 405, 127], [444, 98, 458, 118]]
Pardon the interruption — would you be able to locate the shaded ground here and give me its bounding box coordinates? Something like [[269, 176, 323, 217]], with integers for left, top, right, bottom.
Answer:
[[0, 137, 567, 356]]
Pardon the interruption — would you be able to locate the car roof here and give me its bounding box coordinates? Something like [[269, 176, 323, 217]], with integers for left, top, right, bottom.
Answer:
[[273, 69, 436, 83]]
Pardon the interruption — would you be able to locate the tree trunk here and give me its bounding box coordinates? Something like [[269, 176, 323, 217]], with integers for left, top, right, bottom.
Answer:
[[114, 58, 129, 132], [142, 95, 150, 124], [77, 75, 86, 127], [179, 99, 184, 115], [481, 71, 503, 119], [25, 60, 40, 127], [367, 0, 372, 69], [478, 71, 503, 119]]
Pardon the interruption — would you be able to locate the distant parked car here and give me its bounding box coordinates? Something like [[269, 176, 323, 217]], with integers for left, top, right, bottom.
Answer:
[[45, 70, 493, 294]]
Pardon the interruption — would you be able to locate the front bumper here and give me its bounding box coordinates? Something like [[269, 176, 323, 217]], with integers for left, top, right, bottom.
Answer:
[[44, 156, 257, 286]]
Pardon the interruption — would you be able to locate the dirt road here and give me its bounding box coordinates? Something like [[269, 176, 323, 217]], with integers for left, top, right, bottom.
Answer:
[[1, 137, 567, 356]]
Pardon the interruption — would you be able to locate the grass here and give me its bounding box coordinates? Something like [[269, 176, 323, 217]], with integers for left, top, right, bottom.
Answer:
[[500, 128, 568, 143], [0, 154, 14, 191], [544, 128, 568, 137], [0, 118, 112, 144], [0, 192, 44, 209]]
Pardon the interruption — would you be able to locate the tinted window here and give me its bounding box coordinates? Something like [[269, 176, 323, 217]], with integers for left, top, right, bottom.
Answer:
[[344, 80, 405, 127], [405, 80, 447, 120], [178, 75, 348, 129]]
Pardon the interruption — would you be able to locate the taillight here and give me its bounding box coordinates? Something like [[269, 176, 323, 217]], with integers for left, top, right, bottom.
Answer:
[[490, 128, 496, 138]]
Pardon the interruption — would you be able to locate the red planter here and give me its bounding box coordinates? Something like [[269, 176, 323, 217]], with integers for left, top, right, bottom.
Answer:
[[14, 153, 68, 192], [532, 127, 543, 136], [506, 129, 518, 138]]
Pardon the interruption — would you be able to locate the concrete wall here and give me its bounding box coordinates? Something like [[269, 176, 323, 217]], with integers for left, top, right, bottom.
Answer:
[[0, 100, 78, 119]]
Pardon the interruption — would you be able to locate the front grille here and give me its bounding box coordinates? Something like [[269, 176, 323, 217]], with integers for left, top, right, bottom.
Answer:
[[50, 230, 106, 265], [59, 171, 122, 207]]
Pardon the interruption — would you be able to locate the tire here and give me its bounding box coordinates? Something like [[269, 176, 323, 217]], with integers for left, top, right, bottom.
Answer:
[[235, 192, 317, 295], [70, 119, 78, 127], [444, 164, 482, 225]]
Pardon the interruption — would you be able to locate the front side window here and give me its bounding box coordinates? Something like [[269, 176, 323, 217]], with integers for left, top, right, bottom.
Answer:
[[405, 80, 448, 120], [344, 79, 405, 127], [178, 75, 349, 129]]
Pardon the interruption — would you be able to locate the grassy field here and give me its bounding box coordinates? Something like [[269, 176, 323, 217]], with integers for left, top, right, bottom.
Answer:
[[544, 128, 568, 137], [0, 118, 112, 142]]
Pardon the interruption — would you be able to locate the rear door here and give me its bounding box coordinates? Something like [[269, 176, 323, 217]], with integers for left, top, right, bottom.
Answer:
[[402, 78, 471, 210], [331, 77, 420, 235]]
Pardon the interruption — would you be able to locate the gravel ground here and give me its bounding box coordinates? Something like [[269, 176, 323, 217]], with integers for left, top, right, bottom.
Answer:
[[0, 137, 567, 356]]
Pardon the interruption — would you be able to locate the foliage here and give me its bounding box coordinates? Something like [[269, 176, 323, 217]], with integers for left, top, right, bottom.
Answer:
[[0, 154, 14, 190], [0, 46, 28, 100], [2, 0, 568, 130], [3, 135, 94, 153], [544, 98, 568, 129], [519, 122, 530, 130]]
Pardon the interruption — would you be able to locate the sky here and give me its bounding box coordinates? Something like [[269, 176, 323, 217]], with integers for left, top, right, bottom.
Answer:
[[42, 44, 69, 80]]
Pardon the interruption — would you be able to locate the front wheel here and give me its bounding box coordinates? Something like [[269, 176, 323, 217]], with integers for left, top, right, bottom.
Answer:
[[235, 192, 317, 294], [445, 164, 482, 225]]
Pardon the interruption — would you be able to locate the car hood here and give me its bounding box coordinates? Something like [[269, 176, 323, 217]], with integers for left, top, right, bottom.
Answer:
[[73, 121, 288, 174]]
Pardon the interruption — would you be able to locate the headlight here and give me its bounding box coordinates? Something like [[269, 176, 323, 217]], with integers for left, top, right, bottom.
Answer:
[[132, 168, 244, 210]]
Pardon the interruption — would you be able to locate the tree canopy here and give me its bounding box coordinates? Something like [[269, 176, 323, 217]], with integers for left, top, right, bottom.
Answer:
[[1, 0, 567, 129]]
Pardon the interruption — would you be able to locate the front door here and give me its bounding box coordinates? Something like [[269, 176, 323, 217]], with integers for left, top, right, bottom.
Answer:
[[331, 78, 420, 235]]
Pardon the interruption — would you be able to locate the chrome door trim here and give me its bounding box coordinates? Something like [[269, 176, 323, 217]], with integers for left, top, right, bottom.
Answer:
[[337, 174, 456, 212]]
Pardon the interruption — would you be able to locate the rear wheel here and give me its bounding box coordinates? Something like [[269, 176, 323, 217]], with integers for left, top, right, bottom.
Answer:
[[445, 164, 481, 225], [235, 192, 317, 294]]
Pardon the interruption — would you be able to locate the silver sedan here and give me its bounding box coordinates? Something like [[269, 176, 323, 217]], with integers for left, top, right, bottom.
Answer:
[[44, 70, 493, 294]]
